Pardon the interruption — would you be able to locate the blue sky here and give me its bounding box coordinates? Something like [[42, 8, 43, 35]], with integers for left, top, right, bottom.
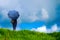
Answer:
[[0, 0, 60, 33]]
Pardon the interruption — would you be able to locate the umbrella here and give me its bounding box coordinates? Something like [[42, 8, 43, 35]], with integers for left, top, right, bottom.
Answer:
[[8, 10, 19, 20]]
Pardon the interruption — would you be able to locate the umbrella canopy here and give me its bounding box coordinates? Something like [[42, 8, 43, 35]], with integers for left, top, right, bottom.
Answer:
[[8, 10, 19, 20]]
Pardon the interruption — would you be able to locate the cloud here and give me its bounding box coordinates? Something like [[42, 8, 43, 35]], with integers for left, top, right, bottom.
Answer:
[[31, 25, 47, 32], [41, 8, 49, 20], [21, 8, 49, 22], [0, 0, 55, 23], [51, 24, 58, 32], [31, 24, 58, 33]]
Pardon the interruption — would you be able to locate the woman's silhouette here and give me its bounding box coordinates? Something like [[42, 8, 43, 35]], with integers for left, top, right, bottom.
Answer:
[[11, 19, 17, 30], [8, 10, 19, 30]]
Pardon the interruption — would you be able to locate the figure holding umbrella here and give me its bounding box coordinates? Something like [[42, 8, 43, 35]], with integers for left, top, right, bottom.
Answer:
[[8, 10, 19, 30]]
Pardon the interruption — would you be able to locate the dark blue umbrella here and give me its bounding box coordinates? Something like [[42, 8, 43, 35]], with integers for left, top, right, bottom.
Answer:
[[8, 10, 19, 20]]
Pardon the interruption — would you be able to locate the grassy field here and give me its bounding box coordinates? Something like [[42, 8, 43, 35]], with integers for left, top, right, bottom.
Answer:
[[0, 29, 60, 40]]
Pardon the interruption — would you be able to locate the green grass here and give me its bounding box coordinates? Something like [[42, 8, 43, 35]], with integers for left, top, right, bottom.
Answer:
[[0, 29, 60, 40]]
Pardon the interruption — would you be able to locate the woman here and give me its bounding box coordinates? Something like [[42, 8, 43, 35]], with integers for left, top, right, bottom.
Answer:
[[11, 19, 17, 30], [8, 10, 19, 30]]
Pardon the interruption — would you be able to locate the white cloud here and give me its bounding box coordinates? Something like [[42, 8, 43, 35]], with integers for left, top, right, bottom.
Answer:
[[30, 8, 49, 22], [31, 24, 59, 33], [41, 8, 49, 20], [51, 24, 58, 32], [31, 26, 47, 32]]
